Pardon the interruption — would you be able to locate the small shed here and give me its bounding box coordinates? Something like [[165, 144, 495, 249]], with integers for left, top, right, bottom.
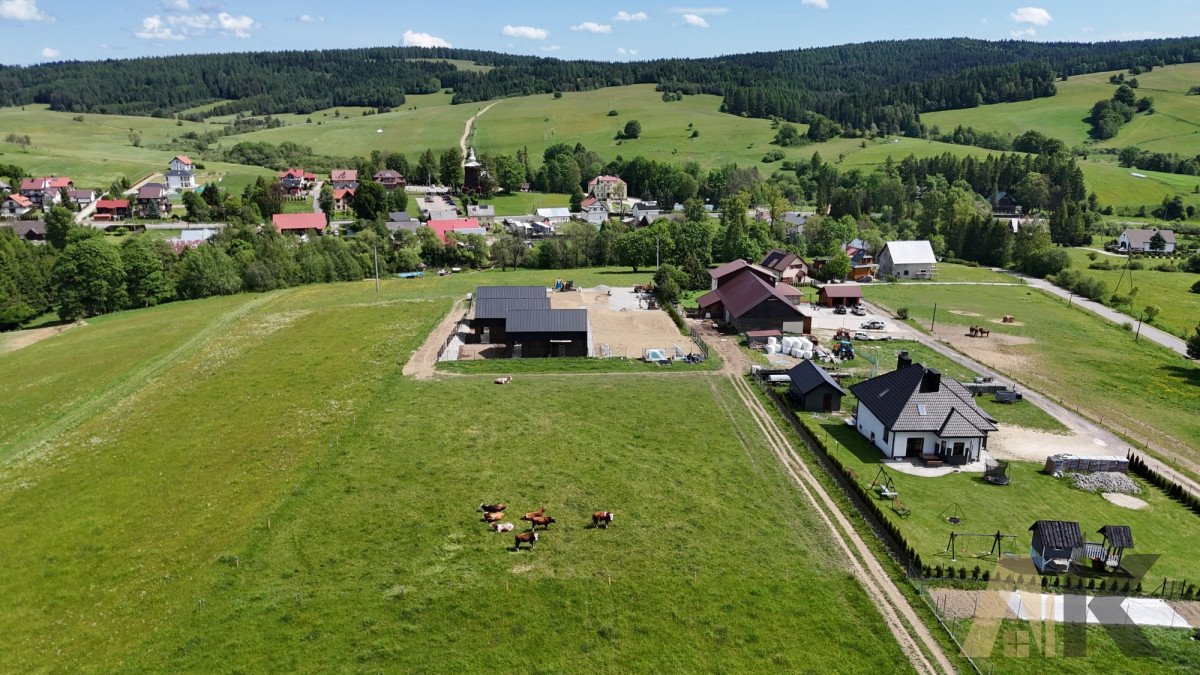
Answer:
[[745, 329, 781, 347], [786, 360, 846, 412], [1029, 520, 1083, 573], [817, 284, 864, 307]]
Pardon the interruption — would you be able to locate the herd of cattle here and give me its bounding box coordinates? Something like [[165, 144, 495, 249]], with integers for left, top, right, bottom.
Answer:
[[478, 502, 615, 550]]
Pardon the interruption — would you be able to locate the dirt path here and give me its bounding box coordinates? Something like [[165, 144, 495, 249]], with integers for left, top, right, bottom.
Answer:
[[460, 102, 498, 157], [402, 298, 466, 380], [702, 323, 954, 674], [0, 321, 84, 354]]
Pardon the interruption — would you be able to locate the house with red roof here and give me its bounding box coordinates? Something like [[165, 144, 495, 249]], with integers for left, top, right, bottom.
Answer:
[[167, 155, 196, 189], [94, 199, 131, 221], [587, 175, 627, 201], [708, 258, 776, 291], [278, 168, 317, 196], [697, 266, 810, 334], [1, 194, 34, 219], [330, 169, 358, 190], [817, 283, 864, 307], [273, 212, 326, 235], [19, 176, 73, 207], [332, 188, 355, 212], [427, 218, 487, 244]]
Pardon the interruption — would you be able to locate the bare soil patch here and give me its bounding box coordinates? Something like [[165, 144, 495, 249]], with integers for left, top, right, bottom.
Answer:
[[989, 318, 1025, 326], [948, 309, 982, 317], [1102, 492, 1149, 510], [0, 321, 85, 354], [552, 288, 699, 359], [931, 324, 1035, 374], [989, 426, 1112, 462], [1168, 600, 1200, 627]]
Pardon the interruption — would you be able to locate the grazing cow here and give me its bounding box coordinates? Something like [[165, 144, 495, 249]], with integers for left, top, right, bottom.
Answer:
[[479, 502, 506, 513], [490, 522, 514, 533], [592, 511, 615, 528], [529, 515, 556, 530], [483, 511, 505, 523], [521, 506, 546, 521], [514, 531, 538, 550]]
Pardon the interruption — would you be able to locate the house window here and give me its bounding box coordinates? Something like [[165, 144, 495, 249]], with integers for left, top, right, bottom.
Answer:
[[883, 429, 890, 443], [903, 270, 909, 276]]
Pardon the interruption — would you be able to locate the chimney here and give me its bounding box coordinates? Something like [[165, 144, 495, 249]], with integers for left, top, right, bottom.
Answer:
[[897, 350, 912, 370], [920, 368, 942, 393]]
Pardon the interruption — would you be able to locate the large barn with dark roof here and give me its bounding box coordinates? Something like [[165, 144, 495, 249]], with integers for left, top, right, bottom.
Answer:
[[469, 287, 590, 357], [697, 265, 810, 333]]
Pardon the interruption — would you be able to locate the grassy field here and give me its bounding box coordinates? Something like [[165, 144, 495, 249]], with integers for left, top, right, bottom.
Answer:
[[864, 284, 1200, 459], [1064, 247, 1200, 338], [916, 262, 1019, 283], [478, 190, 570, 216], [805, 414, 1200, 585], [924, 64, 1200, 156], [0, 272, 915, 671]]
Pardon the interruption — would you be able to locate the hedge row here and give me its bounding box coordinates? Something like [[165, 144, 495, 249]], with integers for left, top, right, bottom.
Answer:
[[1127, 451, 1200, 517]]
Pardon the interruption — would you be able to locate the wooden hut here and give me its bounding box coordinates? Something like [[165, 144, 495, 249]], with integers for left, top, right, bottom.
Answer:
[[1029, 520, 1083, 573], [1088, 525, 1134, 570]]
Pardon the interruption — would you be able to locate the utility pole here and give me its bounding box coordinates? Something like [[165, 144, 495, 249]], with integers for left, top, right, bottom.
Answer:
[[1134, 311, 1144, 342], [373, 245, 380, 293], [1067, 291, 1074, 308], [930, 302, 938, 331], [655, 235, 660, 268]]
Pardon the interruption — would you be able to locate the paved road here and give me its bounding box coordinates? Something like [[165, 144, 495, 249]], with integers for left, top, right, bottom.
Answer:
[[996, 269, 1188, 357]]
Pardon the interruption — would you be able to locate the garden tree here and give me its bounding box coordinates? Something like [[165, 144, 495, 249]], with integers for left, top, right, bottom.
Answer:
[[1012, 172, 1050, 211], [569, 186, 585, 212], [1157, 195, 1185, 221], [416, 149, 439, 185], [490, 233, 524, 270], [1011, 221, 1053, 266], [489, 154, 525, 193], [620, 119, 642, 139], [353, 180, 387, 220], [682, 197, 708, 224], [559, 220, 597, 267], [385, 188, 408, 214], [1141, 303, 1162, 324], [1020, 246, 1071, 278], [175, 244, 241, 299], [535, 153, 582, 193], [805, 214, 857, 257], [652, 263, 686, 303], [823, 249, 852, 281], [1149, 231, 1167, 252], [1188, 324, 1200, 360], [773, 122, 804, 147], [182, 190, 210, 222], [613, 227, 655, 272], [44, 205, 76, 249], [1049, 200, 1088, 247], [439, 149, 465, 189], [52, 238, 128, 320], [318, 183, 334, 221], [670, 214, 717, 272], [121, 238, 175, 307], [243, 177, 284, 221]]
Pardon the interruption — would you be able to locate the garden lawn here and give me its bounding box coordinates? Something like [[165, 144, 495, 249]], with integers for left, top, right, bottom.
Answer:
[[0, 273, 908, 671], [961, 621, 1200, 674], [1065, 247, 1200, 338], [863, 284, 1200, 459], [479, 191, 571, 216], [924, 263, 1020, 283], [806, 416, 1200, 585]]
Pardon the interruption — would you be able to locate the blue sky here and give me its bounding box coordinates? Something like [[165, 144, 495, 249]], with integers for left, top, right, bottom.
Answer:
[[1, 0, 1198, 66]]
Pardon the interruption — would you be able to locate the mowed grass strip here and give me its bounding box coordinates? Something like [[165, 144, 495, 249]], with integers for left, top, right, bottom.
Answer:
[[864, 284, 1200, 458], [134, 373, 912, 672], [1064, 247, 1200, 338]]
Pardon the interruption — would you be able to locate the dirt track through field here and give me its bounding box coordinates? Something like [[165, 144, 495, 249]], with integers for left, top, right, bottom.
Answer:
[[701, 324, 954, 674], [460, 102, 499, 157]]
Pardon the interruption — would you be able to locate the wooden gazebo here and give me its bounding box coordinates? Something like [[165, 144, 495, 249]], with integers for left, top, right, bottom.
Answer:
[[1088, 525, 1134, 570]]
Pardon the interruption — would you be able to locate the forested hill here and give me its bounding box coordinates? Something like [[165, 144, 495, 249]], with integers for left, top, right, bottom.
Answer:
[[3, 37, 1199, 134]]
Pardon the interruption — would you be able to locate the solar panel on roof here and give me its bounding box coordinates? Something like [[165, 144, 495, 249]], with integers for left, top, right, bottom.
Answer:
[[917, 404, 928, 416]]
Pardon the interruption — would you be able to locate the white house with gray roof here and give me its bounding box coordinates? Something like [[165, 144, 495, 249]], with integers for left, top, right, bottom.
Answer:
[[1118, 228, 1175, 254], [878, 240, 937, 279], [849, 352, 996, 465]]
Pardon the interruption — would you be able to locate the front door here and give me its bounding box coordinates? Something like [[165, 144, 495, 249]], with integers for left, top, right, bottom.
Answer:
[[905, 437, 924, 458], [822, 393, 833, 411]]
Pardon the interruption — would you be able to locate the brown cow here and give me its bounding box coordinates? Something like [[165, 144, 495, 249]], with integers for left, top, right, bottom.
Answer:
[[479, 502, 506, 513], [592, 511, 615, 528], [514, 530, 538, 550], [483, 511, 505, 523], [528, 515, 556, 530], [520, 506, 546, 521]]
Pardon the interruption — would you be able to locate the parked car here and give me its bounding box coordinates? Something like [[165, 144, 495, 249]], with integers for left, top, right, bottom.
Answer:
[[833, 305, 848, 315], [861, 320, 885, 330], [853, 331, 872, 341], [851, 305, 867, 316]]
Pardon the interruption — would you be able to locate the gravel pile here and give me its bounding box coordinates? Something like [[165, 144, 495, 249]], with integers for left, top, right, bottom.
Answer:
[[1069, 471, 1141, 494]]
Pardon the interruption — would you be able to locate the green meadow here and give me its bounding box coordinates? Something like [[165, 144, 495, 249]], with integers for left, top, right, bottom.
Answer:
[[1063, 247, 1200, 338], [0, 273, 910, 671]]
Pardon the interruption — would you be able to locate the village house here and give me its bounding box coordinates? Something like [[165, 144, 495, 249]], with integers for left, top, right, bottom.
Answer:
[[0, 220, 47, 241], [19, 176, 73, 207], [332, 188, 355, 212], [166, 155, 197, 189], [587, 175, 627, 201], [535, 207, 571, 225], [786, 360, 846, 412], [466, 204, 496, 225], [631, 201, 667, 226], [386, 211, 421, 235], [0, 194, 34, 219], [697, 265, 810, 333], [580, 196, 609, 225], [373, 169, 405, 191], [137, 184, 172, 218], [428, 217, 487, 244], [989, 190, 1019, 217], [278, 168, 316, 196], [273, 212, 326, 235], [1118, 228, 1176, 254], [877, 240, 937, 279], [330, 169, 358, 190], [760, 248, 809, 285], [68, 189, 96, 208], [844, 239, 878, 280], [849, 352, 997, 465], [93, 199, 131, 221]]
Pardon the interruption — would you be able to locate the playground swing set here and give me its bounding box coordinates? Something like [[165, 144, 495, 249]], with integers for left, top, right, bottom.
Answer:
[[868, 467, 910, 517], [943, 530, 1018, 562]]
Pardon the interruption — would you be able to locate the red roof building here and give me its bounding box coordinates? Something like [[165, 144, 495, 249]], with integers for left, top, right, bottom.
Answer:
[[272, 212, 327, 234], [427, 218, 486, 244], [698, 268, 810, 333], [332, 188, 355, 212], [816, 284, 864, 307]]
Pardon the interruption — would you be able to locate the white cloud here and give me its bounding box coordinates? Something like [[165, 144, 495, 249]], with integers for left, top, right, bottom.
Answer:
[[135, 15, 186, 40], [402, 30, 452, 48], [671, 7, 728, 15], [613, 10, 648, 22], [1080, 26, 1094, 33], [40, 46, 58, 58], [571, 21, 611, 34], [163, 0, 189, 9], [502, 24, 549, 40], [682, 13, 709, 27], [0, 0, 53, 22], [1011, 28, 1036, 39], [217, 12, 258, 38], [541, 45, 562, 52], [801, 0, 829, 8], [168, 14, 214, 30], [1010, 7, 1052, 26], [617, 47, 639, 55], [298, 14, 324, 23]]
